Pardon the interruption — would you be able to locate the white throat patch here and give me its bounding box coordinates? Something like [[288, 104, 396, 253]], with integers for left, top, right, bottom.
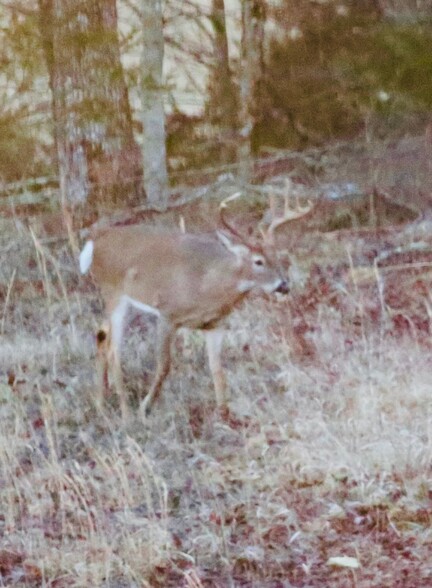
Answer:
[[237, 280, 256, 293], [262, 279, 284, 294]]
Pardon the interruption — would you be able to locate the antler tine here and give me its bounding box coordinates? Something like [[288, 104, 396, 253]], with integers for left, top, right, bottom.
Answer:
[[264, 179, 314, 245], [220, 191, 243, 208], [219, 191, 251, 246]]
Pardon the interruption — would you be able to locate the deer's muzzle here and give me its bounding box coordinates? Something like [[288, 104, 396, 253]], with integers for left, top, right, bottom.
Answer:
[[275, 279, 290, 295]]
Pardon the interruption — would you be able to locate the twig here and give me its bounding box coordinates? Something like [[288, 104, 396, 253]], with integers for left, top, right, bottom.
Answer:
[[1, 268, 16, 335]]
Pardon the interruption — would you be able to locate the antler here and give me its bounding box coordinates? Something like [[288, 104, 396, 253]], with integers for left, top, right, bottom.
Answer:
[[220, 182, 313, 250], [263, 179, 313, 247], [219, 192, 252, 247]]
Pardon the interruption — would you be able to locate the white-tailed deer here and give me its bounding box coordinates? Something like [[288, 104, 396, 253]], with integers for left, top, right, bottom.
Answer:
[[79, 191, 312, 420]]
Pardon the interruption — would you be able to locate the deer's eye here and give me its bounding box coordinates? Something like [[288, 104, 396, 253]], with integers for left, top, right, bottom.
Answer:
[[254, 257, 265, 267]]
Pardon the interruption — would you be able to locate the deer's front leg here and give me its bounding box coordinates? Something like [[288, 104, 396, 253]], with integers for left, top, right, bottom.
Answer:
[[205, 328, 227, 406]]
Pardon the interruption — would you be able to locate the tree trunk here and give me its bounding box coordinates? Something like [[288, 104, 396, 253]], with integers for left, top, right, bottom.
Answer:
[[38, 0, 142, 227], [141, 0, 169, 210], [206, 0, 238, 164], [238, 0, 266, 182]]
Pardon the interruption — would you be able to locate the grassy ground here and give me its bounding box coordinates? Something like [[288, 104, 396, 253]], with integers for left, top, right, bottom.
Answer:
[[1, 177, 432, 586]]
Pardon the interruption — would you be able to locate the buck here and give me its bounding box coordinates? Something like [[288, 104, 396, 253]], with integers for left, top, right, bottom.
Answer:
[[79, 191, 312, 420]]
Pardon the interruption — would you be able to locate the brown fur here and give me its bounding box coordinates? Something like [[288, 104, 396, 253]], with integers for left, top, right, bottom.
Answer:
[[82, 224, 289, 420]]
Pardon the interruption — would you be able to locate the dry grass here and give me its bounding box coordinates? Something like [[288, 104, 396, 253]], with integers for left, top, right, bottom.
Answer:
[[0, 216, 432, 587]]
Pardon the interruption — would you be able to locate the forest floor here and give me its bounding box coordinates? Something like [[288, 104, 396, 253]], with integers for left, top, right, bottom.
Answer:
[[0, 136, 432, 586]]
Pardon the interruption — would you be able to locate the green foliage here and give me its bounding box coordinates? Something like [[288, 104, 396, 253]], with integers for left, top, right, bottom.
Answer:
[[352, 23, 432, 109], [0, 8, 51, 181], [1, 10, 46, 80], [0, 113, 50, 182], [166, 112, 223, 178], [255, 1, 432, 151]]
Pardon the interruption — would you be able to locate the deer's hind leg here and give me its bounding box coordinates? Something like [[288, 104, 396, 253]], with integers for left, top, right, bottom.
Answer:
[[108, 297, 130, 421], [140, 317, 174, 416], [95, 296, 130, 421], [95, 322, 111, 408]]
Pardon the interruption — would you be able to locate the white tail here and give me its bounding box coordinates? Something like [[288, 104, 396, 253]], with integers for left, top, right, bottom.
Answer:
[[79, 240, 94, 274], [80, 191, 312, 421]]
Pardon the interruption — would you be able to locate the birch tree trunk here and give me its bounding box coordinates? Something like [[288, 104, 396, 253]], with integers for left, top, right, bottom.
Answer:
[[238, 0, 265, 182], [38, 0, 142, 227], [141, 0, 169, 210]]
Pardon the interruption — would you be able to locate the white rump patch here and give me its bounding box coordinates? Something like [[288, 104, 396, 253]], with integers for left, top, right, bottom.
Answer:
[[79, 240, 94, 274]]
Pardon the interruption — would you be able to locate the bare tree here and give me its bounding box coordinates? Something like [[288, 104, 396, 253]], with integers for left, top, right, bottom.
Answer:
[[238, 0, 266, 181], [206, 0, 238, 163], [141, 0, 169, 209], [38, 0, 142, 230]]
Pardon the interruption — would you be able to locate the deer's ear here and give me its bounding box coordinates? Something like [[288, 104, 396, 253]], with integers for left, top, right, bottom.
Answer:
[[216, 230, 234, 250], [217, 231, 249, 263]]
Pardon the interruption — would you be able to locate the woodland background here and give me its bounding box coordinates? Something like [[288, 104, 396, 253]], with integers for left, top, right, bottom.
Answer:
[[2, 0, 432, 212], [1, 1, 432, 587]]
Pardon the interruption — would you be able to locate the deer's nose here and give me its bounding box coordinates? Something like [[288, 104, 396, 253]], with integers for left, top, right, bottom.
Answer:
[[275, 279, 290, 295]]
